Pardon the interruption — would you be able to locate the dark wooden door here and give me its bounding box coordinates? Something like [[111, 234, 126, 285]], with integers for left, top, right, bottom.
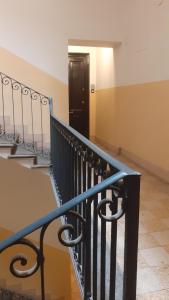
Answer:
[[68, 53, 89, 138]]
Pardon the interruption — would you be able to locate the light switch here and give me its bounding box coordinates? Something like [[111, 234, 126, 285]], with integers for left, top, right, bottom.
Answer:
[[91, 84, 95, 93]]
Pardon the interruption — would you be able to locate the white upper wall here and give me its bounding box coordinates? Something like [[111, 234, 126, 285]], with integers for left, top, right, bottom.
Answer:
[[0, 0, 125, 84], [0, 0, 168, 87], [115, 0, 169, 86]]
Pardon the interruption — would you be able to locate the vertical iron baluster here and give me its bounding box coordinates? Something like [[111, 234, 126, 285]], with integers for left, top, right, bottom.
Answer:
[[123, 175, 140, 300], [40, 97, 44, 156], [40, 224, 50, 300], [74, 146, 78, 197], [11, 81, 16, 140], [70, 139, 74, 199], [84, 161, 92, 298], [21, 87, 25, 143], [74, 149, 78, 254], [78, 153, 82, 265], [67, 135, 72, 200], [109, 189, 118, 300], [93, 172, 99, 300], [84, 197, 92, 300], [100, 188, 107, 300], [82, 155, 87, 280], [1, 76, 5, 134], [61, 130, 65, 201], [58, 128, 62, 200], [67, 136, 73, 236], [70, 140, 77, 248], [30, 93, 35, 152], [63, 133, 67, 202]]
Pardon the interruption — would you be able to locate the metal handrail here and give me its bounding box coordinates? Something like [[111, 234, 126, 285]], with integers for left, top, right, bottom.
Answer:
[[49, 98, 138, 175], [0, 97, 141, 300], [0, 170, 125, 252]]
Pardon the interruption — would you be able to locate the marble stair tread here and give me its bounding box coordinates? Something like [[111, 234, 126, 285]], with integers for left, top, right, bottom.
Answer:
[[0, 143, 14, 148], [8, 154, 37, 166], [30, 164, 51, 169]]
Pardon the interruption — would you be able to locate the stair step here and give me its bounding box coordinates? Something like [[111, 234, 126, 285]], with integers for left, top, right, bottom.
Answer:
[[30, 164, 51, 176], [30, 164, 51, 169], [0, 143, 17, 156], [0, 143, 14, 148], [8, 154, 37, 165]]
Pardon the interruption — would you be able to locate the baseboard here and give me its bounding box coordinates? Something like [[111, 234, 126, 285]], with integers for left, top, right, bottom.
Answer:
[[121, 148, 169, 184], [90, 135, 120, 155], [91, 135, 169, 184]]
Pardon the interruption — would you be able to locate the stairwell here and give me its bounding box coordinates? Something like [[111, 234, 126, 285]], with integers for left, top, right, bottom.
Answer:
[[0, 74, 72, 299], [0, 72, 140, 300]]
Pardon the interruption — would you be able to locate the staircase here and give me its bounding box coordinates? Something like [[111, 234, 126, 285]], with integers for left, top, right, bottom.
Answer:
[[0, 72, 141, 300], [0, 141, 50, 175]]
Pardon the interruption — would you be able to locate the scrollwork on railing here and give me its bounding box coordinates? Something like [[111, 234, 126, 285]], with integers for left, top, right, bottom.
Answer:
[[0, 238, 42, 279], [21, 86, 30, 96], [58, 211, 86, 247], [0, 71, 50, 157], [0, 209, 86, 299], [40, 95, 49, 105], [97, 194, 126, 222], [12, 80, 21, 92], [1, 74, 11, 86]]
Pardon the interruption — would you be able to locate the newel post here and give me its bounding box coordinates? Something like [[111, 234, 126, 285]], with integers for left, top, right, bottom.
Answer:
[[123, 174, 141, 300]]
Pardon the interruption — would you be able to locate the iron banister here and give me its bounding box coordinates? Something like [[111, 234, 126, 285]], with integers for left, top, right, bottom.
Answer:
[[0, 71, 50, 157], [0, 94, 140, 300], [0, 71, 49, 101], [50, 112, 139, 175], [0, 170, 128, 252]]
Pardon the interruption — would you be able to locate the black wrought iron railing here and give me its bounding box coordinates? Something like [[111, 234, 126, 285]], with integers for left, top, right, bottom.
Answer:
[[0, 72, 50, 157], [0, 97, 140, 300]]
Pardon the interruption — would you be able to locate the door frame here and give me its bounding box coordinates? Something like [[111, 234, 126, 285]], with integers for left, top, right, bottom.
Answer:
[[68, 52, 90, 137]]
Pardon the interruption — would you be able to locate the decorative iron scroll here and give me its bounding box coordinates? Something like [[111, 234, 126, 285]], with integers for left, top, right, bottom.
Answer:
[[58, 211, 86, 247], [97, 197, 125, 222], [0, 71, 50, 157], [0, 238, 42, 278]]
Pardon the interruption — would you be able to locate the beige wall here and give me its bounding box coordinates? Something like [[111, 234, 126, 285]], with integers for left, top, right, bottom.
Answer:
[[0, 47, 68, 124], [95, 80, 169, 179], [95, 88, 117, 145], [116, 81, 169, 173]]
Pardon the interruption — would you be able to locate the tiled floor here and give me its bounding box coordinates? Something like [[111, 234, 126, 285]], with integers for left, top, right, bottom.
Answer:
[[116, 154, 169, 300]]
